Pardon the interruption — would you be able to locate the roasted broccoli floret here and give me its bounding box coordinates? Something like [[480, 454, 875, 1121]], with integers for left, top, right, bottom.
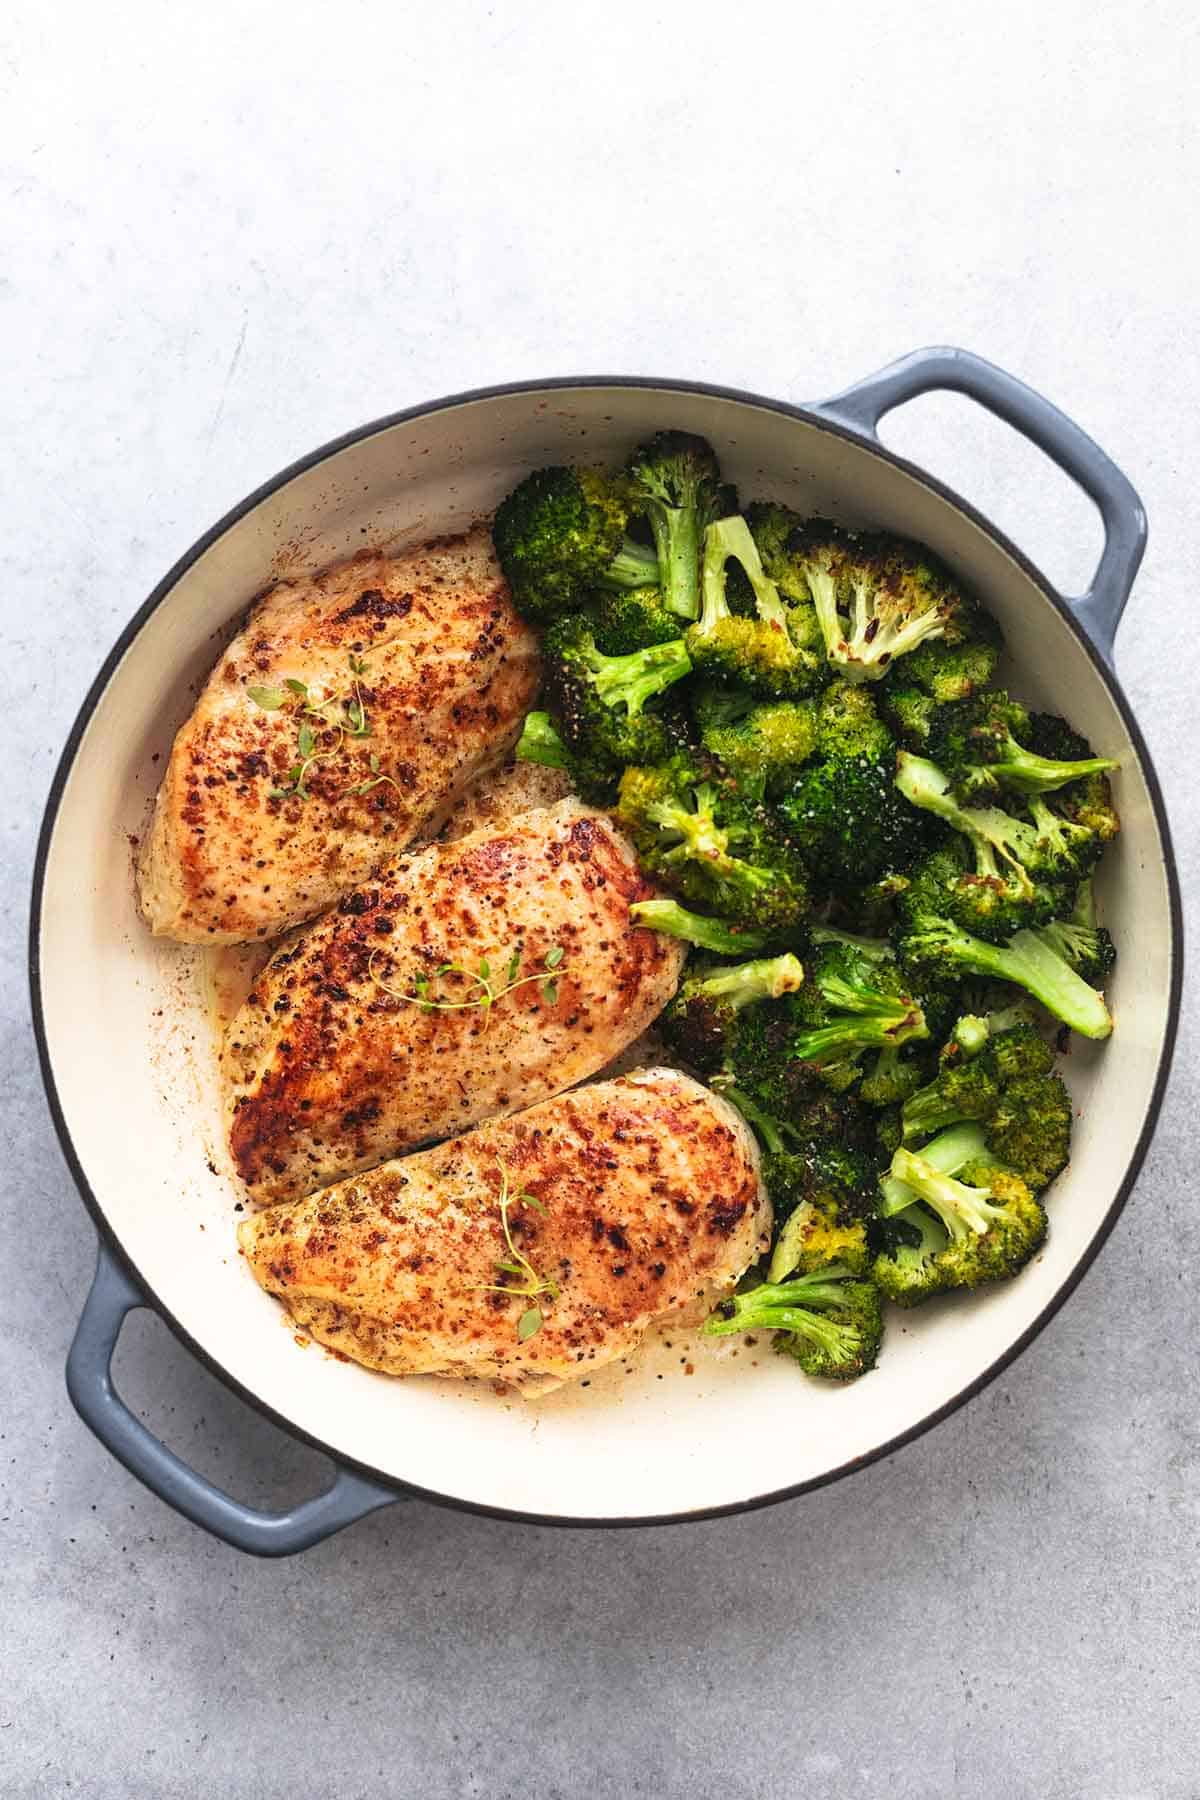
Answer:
[[896, 753, 1080, 938], [661, 954, 804, 1074], [900, 1023, 1070, 1191], [894, 849, 1113, 1039], [1032, 879, 1116, 986], [623, 431, 725, 621], [703, 1265, 883, 1381], [927, 689, 1118, 803], [617, 755, 810, 930], [814, 680, 895, 761], [627, 898, 769, 956], [690, 684, 818, 795], [542, 615, 691, 773], [901, 1021, 1053, 1141], [780, 754, 923, 892], [592, 585, 681, 652], [492, 465, 658, 621], [720, 1087, 873, 1279], [902, 626, 1002, 701], [878, 681, 940, 748], [782, 520, 986, 684], [728, 938, 929, 1097], [685, 515, 827, 697], [776, 684, 932, 895], [858, 1043, 935, 1109], [874, 1140, 1047, 1301]]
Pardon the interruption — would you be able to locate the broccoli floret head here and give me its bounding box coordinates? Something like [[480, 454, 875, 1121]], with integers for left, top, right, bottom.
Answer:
[[691, 684, 818, 795], [871, 1204, 951, 1306], [728, 939, 930, 1096], [1034, 916, 1116, 987], [894, 860, 1113, 1041], [591, 585, 681, 653], [493, 465, 651, 621], [660, 953, 805, 1074], [703, 1266, 883, 1381], [986, 1070, 1073, 1192], [617, 754, 810, 930], [878, 681, 941, 749], [896, 753, 1079, 940], [928, 689, 1118, 803], [624, 431, 724, 621], [899, 1024, 1069, 1189], [542, 614, 692, 773], [858, 1043, 935, 1108], [777, 685, 936, 896], [744, 500, 807, 588], [780, 755, 921, 895], [883, 1146, 1047, 1293], [686, 516, 828, 697], [903, 622, 1002, 701], [782, 521, 987, 683], [814, 680, 895, 761], [765, 1200, 870, 1281]]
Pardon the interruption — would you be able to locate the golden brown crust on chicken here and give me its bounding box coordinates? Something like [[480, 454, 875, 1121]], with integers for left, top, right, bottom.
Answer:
[[137, 528, 539, 943], [438, 756, 574, 843], [224, 799, 687, 1204], [237, 1068, 769, 1394]]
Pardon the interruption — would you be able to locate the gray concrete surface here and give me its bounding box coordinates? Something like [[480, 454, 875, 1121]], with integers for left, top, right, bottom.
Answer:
[[3, 3, 1198, 1795]]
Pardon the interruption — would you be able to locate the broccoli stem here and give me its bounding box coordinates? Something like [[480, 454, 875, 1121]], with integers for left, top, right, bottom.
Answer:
[[985, 737, 1117, 795], [515, 710, 569, 769], [890, 1147, 1000, 1240], [810, 925, 895, 963], [718, 1083, 789, 1154], [597, 539, 661, 591], [700, 516, 789, 632], [627, 899, 769, 956], [702, 1264, 860, 1338], [895, 754, 1034, 888], [932, 925, 1112, 1039], [1073, 878, 1098, 928], [589, 638, 692, 718], [949, 1014, 990, 1057], [692, 954, 805, 1011], [645, 503, 705, 620], [791, 1014, 922, 1064], [878, 1122, 987, 1216]]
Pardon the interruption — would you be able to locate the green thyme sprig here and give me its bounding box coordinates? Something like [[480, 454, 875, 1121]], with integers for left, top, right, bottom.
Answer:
[[343, 753, 403, 799], [249, 654, 375, 801], [473, 1162, 559, 1340], [369, 943, 566, 1025]]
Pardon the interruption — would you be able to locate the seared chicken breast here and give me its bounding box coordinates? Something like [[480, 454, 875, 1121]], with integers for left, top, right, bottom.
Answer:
[[438, 755, 574, 843], [238, 1068, 769, 1395], [224, 799, 686, 1204], [138, 527, 539, 943]]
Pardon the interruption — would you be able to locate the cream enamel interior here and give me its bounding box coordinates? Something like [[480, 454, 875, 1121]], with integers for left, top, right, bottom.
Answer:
[[37, 385, 1175, 1521]]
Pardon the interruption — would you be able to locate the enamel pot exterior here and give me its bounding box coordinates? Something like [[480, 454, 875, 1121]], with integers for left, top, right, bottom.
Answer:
[[33, 355, 1182, 1553]]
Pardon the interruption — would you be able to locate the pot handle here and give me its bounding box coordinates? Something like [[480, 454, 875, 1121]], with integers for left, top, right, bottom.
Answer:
[[66, 1242, 402, 1556], [813, 346, 1146, 662]]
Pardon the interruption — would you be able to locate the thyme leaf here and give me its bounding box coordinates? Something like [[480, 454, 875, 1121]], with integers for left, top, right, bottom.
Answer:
[[247, 685, 286, 710], [472, 1162, 559, 1339], [368, 944, 569, 1026]]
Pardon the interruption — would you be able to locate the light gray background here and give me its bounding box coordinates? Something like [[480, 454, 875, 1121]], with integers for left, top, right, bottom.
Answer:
[[3, 3, 1197, 1796]]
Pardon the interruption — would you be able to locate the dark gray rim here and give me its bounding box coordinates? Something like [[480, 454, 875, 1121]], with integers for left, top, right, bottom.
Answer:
[[29, 374, 1184, 1529]]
